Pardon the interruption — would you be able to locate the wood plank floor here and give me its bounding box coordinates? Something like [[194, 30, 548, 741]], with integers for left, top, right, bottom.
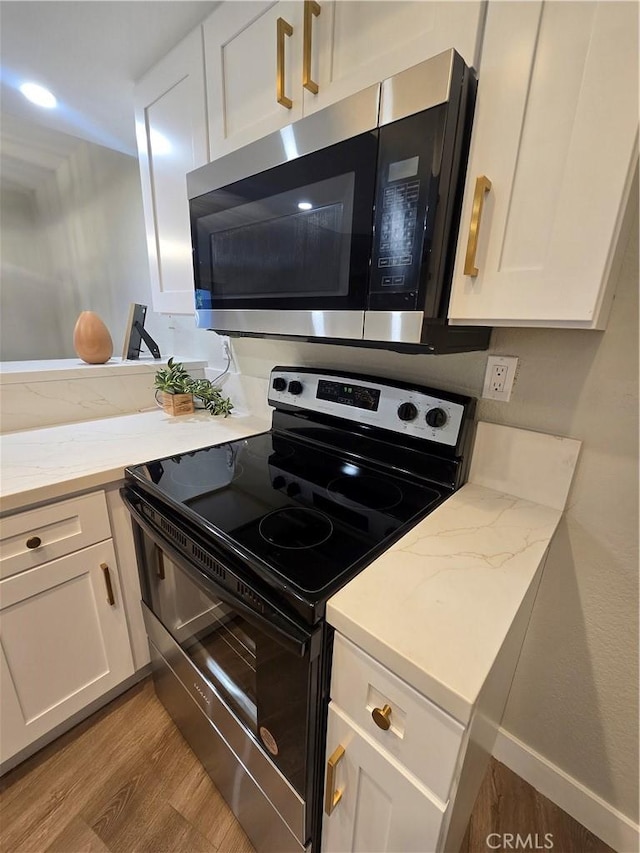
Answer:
[[0, 679, 614, 853]]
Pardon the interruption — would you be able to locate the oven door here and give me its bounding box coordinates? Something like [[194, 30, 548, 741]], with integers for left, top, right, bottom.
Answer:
[[126, 494, 321, 850], [188, 90, 380, 341]]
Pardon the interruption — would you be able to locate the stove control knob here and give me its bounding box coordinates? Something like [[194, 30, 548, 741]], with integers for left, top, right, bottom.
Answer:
[[272, 377, 287, 392], [286, 482, 301, 497], [288, 380, 303, 396], [272, 476, 286, 490], [425, 407, 448, 428], [397, 402, 418, 422]]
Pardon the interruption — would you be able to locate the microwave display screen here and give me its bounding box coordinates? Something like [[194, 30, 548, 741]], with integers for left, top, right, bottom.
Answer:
[[316, 380, 380, 411], [388, 156, 419, 183]]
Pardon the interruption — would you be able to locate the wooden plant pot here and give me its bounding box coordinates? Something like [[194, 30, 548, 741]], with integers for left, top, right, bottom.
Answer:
[[161, 392, 194, 416]]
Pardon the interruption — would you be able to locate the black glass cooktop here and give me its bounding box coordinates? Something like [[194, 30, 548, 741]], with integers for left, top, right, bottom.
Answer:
[[128, 431, 446, 597]]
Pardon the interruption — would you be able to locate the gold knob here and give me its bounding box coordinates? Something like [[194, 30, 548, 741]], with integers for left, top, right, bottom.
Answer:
[[372, 703, 392, 730], [26, 536, 42, 549]]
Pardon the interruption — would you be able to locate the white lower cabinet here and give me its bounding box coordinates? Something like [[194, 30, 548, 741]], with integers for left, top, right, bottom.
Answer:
[[322, 703, 446, 853], [322, 634, 465, 853], [0, 494, 137, 766]]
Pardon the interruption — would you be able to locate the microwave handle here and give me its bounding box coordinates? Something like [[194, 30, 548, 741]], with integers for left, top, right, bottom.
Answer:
[[122, 488, 313, 657]]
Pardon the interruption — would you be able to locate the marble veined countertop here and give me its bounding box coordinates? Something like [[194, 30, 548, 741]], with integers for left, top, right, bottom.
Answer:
[[327, 482, 561, 724], [0, 409, 269, 513], [327, 421, 581, 724], [0, 356, 207, 385]]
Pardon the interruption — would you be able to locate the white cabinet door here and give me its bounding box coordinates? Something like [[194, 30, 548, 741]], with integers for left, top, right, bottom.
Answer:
[[448, 1, 639, 328], [135, 29, 208, 315], [304, 1, 485, 116], [321, 703, 446, 853], [205, 1, 304, 158], [0, 540, 134, 763]]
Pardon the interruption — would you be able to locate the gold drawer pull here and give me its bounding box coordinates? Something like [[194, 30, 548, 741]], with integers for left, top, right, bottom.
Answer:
[[276, 17, 294, 109], [372, 703, 392, 730], [463, 175, 492, 276], [101, 563, 115, 606], [26, 536, 42, 549], [303, 0, 321, 94], [324, 744, 345, 815]]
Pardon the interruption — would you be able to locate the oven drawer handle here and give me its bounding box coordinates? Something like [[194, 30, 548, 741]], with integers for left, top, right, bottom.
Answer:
[[121, 488, 313, 657], [324, 744, 345, 815], [101, 563, 115, 606]]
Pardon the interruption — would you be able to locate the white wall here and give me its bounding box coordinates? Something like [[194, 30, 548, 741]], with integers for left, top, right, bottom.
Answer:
[[0, 188, 65, 360], [33, 141, 158, 358], [2, 139, 224, 367]]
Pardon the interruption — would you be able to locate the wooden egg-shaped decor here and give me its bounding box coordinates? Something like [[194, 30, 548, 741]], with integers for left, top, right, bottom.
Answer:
[[73, 311, 113, 364]]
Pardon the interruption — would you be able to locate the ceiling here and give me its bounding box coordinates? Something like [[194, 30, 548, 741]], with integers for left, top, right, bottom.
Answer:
[[0, 0, 219, 192]]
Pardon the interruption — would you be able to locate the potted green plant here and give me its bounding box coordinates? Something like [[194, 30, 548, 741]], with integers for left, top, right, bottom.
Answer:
[[154, 358, 233, 417]]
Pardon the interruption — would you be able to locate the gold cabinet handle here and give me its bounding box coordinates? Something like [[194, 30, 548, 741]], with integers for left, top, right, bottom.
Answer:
[[276, 17, 294, 109], [26, 536, 42, 549], [101, 562, 115, 606], [463, 175, 492, 276], [372, 703, 392, 730], [303, 0, 321, 94], [324, 744, 345, 815], [157, 550, 165, 580]]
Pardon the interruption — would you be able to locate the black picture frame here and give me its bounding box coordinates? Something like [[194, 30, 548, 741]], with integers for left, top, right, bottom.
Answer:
[[121, 303, 161, 360]]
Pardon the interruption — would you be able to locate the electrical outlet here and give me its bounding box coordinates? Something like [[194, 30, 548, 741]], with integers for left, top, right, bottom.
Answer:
[[220, 336, 235, 372], [482, 355, 518, 401]]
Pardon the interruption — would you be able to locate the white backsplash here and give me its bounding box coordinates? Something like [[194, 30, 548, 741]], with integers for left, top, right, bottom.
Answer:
[[0, 357, 206, 433]]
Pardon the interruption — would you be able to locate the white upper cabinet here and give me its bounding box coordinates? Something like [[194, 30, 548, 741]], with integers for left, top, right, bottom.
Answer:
[[205, 2, 304, 158], [448, 1, 639, 328], [304, 1, 484, 116], [135, 29, 209, 315], [204, 1, 485, 156]]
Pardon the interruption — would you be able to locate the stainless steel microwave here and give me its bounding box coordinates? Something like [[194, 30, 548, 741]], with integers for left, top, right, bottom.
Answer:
[[187, 49, 490, 354]]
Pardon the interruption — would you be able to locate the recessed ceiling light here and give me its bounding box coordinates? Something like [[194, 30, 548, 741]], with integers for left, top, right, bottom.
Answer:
[[298, 202, 313, 210], [19, 82, 57, 109]]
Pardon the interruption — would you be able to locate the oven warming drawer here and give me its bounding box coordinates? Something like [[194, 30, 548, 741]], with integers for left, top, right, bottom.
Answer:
[[143, 604, 307, 853]]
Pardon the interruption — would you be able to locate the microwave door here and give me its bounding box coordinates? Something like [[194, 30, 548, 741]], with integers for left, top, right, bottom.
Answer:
[[191, 129, 378, 339]]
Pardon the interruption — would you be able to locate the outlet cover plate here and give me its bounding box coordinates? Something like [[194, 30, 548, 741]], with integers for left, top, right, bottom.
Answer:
[[482, 355, 519, 401]]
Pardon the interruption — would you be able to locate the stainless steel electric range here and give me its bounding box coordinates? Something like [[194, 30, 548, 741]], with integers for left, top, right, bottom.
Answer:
[[122, 367, 476, 853]]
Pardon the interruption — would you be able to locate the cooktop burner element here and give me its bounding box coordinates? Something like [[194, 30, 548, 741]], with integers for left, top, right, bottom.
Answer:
[[259, 507, 334, 549], [327, 475, 403, 511]]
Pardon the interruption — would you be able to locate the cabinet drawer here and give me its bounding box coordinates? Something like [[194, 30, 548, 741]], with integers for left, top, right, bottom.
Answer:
[[331, 633, 464, 802], [0, 492, 111, 579]]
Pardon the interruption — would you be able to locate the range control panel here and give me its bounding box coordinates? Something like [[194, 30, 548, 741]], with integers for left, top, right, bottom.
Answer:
[[268, 368, 468, 448]]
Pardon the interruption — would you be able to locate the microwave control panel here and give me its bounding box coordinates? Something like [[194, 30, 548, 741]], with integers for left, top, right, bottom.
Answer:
[[369, 105, 450, 309]]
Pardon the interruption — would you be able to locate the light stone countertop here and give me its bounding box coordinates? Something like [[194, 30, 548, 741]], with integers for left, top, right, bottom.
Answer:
[[0, 356, 207, 385], [0, 409, 270, 513], [326, 481, 562, 724], [327, 422, 581, 724]]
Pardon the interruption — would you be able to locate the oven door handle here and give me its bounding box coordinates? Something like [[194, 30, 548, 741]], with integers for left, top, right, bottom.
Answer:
[[122, 488, 314, 657]]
